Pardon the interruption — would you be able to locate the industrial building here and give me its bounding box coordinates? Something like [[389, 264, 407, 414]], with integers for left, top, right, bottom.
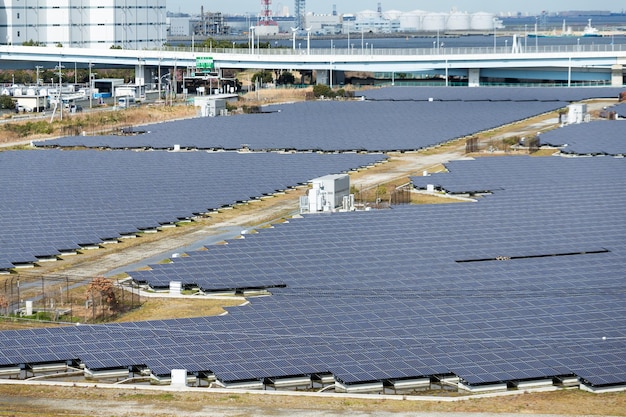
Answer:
[[0, 0, 166, 49]]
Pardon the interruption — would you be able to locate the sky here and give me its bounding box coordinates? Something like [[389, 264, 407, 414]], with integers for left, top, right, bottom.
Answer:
[[172, 1, 623, 16]]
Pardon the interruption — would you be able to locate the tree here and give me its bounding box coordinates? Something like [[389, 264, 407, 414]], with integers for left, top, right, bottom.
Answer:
[[276, 71, 295, 85], [251, 70, 273, 85], [312, 84, 335, 98], [0, 95, 15, 110], [22, 39, 44, 47], [86, 276, 118, 317]]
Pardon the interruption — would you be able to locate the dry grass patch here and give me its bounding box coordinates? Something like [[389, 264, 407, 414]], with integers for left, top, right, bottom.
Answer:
[[0, 105, 198, 146], [0, 385, 623, 417], [113, 297, 246, 322]]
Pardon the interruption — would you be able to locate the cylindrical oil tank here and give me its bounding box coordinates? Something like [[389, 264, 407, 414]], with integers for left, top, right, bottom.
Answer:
[[399, 10, 426, 31], [356, 9, 379, 21], [383, 10, 403, 21], [471, 12, 496, 31], [422, 12, 447, 32], [446, 11, 470, 31]]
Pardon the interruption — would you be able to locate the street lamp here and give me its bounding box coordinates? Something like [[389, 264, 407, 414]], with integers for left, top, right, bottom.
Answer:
[[55, 61, 65, 120], [493, 18, 497, 53], [291, 27, 297, 51], [88, 62, 95, 109], [250, 26, 256, 54], [35, 65, 43, 86], [306, 27, 312, 55]]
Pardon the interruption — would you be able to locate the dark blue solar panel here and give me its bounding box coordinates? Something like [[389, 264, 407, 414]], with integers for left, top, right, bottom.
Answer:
[[0, 150, 384, 269], [1, 155, 623, 389], [538, 121, 626, 156], [35, 100, 565, 152]]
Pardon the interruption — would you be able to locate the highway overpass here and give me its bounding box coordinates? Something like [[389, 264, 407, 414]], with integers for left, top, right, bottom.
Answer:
[[0, 44, 624, 87]]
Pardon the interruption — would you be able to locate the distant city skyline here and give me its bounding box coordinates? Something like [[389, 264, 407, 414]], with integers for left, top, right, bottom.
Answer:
[[170, 1, 623, 16]]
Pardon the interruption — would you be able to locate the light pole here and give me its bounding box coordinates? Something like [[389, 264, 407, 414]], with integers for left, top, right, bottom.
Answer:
[[361, 27, 364, 53], [35, 65, 43, 86], [157, 58, 162, 103], [250, 26, 255, 54], [291, 27, 297, 51], [306, 27, 311, 55], [55, 62, 65, 120], [493, 18, 497, 53], [88, 62, 94, 109], [524, 24, 528, 50]]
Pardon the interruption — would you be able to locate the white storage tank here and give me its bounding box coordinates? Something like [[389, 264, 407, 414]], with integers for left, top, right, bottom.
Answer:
[[471, 12, 497, 31], [447, 11, 471, 31], [383, 10, 403, 21], [422, 12, 447, 32], [399, 10, 426, 31], [356, 9, 379, 21]]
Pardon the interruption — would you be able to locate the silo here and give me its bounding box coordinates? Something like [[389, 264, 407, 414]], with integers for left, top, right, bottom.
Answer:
[[471, 12, 496, 31], [446, 11, 470, 31], [422, 12, 447, 32], [399, 10, 426, 31], [383, 10, 403, 21], [356, 9, 379, 21]]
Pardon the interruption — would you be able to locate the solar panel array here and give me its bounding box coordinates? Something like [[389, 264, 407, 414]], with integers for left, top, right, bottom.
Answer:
[[359, 86, 625, 102], [611, 102, 626, 117], [2, 156, 624, 389], [537, 121, 626, 155], [0, 150, 384, 270], [35, 100, 566, 152]]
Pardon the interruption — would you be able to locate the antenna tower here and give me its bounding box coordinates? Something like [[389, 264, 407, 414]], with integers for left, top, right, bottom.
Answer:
[[259, 0, 277, 26], [294, 0, 306, 30]]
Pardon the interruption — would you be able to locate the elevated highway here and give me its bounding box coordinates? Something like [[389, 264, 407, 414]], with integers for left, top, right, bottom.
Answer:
[[0, 44, 624, 86]]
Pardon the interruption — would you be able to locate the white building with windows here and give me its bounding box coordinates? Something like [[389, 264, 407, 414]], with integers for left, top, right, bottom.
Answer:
[[0, 0, 166, 49]]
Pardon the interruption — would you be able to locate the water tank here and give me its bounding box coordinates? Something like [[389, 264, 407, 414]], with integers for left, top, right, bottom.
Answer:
[[383, 10, 403, 21], [471, 12, 496, 31], [399, 10, 426, 31], [422, 13, 447, 32], [447, 11, 470, 31], [356, 9, 379, 21]]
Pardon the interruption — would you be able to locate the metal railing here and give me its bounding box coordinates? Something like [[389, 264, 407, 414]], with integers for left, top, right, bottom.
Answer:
[[163, 43, 626, 57]]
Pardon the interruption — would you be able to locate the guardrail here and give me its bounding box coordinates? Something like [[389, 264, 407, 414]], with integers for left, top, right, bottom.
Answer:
[[163, 43, 626, 56]]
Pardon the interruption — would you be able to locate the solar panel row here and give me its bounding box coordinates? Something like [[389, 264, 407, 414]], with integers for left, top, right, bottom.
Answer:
[[0, 150, 384, 270], [538, 120, 626, 155], [1, 156, 624, 389], [34, 100, 565, 151]]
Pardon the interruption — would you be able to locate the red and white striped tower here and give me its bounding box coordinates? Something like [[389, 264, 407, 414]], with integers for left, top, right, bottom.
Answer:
[[259, 0, 276, 26]]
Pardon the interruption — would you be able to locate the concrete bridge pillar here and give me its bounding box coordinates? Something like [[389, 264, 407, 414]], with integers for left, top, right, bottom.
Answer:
[[135, 64, 152, 95], [468, 68, 481, 87], [611, 64, 624, 87], [314, 70, 345, 87]]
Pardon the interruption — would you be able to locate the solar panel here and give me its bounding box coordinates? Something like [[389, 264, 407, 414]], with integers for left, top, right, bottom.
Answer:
[[1, 155, 623, 389], [538, 120, 626, 156], [35, 100, 566, 152], [0, 150, 384, 270]]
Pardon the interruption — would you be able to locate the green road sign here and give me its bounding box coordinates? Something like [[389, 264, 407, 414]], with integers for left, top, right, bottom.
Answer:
[[196, 56, 214, 71]]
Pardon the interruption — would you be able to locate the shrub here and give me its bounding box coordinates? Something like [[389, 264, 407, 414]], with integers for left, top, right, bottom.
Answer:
[[312, 84, 335, 98]]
